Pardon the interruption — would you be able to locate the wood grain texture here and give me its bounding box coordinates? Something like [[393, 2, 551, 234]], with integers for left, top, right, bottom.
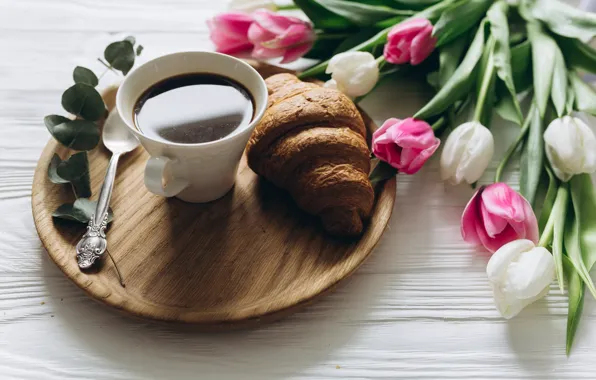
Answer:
[[3, 0, 596, 379], [31, 62, 396, 326]]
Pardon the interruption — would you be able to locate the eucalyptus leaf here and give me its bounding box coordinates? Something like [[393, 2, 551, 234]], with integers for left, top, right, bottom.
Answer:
[[527, 22, 557, 118], [488, 0, 522, 125], [369, 160, 398, 184], [551, 47, 568, 118], [44, 115, 100, 151], [520, 104, 543, 206], [136, 45, 144, 56], [570, 71, 596, 116], [124, 36, 136, 45], [415, 21, 487, 120], [528, 0, 596, 42], [73, 66, 99, 87], [511, 40, 532, 92], [61, 83, 106, 121], [47, 154, 69, 184], [564, 254, 584, 356], [104, 40, 135, 75], [52, 198, 113, 224], [433, 0, 491, 48], [56, 152, 91, 198]]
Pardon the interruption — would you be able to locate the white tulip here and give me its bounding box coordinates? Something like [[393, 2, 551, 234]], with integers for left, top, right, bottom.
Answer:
[[543, 116, 596, 182], [324, 51, 379, 98], [487, 239, 554, 319], [228, 0, 277, 12], [440, 121, 494, 185]]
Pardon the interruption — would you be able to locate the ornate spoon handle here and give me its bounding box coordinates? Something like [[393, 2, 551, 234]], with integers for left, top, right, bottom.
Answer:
[[76, 153, 121, 269]]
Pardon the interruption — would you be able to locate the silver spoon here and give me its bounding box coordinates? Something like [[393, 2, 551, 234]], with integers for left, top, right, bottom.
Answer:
[[76, 109, 139, 269]]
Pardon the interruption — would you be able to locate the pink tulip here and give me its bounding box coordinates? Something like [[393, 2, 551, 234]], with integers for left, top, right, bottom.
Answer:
[[461, 183, 539, 254], [383, 18, 437, 66], [372, 118, 440, 174], [207, 12, 254, 55], [248, 9, 315, 63]]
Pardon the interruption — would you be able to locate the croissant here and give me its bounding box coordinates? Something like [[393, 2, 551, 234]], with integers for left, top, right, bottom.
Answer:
[[246, 73, 374, 236]]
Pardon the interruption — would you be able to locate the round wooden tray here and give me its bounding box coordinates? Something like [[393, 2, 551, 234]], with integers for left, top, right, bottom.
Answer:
[[31, 62, 396, 327]]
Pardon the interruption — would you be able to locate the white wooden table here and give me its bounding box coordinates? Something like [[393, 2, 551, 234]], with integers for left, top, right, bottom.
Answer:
[[1, 0, 594, 379]]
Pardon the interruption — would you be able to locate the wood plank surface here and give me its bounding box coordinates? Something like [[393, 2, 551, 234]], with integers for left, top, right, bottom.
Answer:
[[2, 0, 595, 379]]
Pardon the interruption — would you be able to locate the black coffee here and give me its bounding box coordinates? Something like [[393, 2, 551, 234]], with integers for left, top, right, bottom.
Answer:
[[133, 73, 254, 144]]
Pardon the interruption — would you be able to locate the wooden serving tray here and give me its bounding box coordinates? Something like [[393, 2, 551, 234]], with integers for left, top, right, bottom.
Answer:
[[31, 62, 396, 327]]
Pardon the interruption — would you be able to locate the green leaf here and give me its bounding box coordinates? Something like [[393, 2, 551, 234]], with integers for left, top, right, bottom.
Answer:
[[124, 35, 136, 46], [52, 198, 113, 224], [44, 115, 100, 151], [369, 160, 398, 184], [433, 0, 492, 48], [570, 71, 596, 116], [56, 152, 91, 198], [415, 21, 487, 120], [495, 90, 520, 125], [566, 80, 576, 115], [299, 0, 457, 79], [310, 0, 414, 26], [527, 22, 557, 118], [104, 40, 135, 75], [510, 40, 532, 92], [474, 36, 497, 126], [438, 33, 468, 88], [570, 174, 596, 271], [551, 47, 568, 118], [528, 0, 596, 42], [520, 104, 543, 206], [73, 66, 99, 87], [61, 84, 106, 121], [136, 45, 143, 56], [47, 154, 69, 184], [564, 254, 584, 356], [559, 37, 596, 75], [564, 182, 596, 300], [487, 0, 522, 125], [333, 29, 380, 55], [552, 185, 568, 293], [293, 0, 355, 29], [538, 166, 558, 232]]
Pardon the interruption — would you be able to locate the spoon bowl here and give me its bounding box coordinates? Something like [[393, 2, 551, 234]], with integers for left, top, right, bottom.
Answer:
[[103, 109, 140, 153]]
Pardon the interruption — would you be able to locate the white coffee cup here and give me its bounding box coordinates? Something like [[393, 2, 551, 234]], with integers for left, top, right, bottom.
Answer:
[[116, 51, 268, 203]]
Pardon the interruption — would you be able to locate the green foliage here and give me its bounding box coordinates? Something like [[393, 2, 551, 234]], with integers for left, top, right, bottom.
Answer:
[[432, 0, 491, 47], [104, 38, 137, 75], [52, 152, 91, 198], [44, 115, 99, 151], [52, 198, 114, 224], [569, 71, 596, 116], [527, 0, 596, 42], [73, 66, 99, 87], [61, 83, 106, 121], [519, 105, 544, 207], [369, 160, 398, 184], [527, 22, 557, 118]]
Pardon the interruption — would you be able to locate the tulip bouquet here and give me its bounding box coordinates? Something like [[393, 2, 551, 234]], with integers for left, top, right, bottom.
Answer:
[[209, 0, 596, 353]]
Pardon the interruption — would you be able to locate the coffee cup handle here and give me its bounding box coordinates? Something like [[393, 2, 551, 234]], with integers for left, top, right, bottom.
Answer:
[[144, 156, 189, 197]]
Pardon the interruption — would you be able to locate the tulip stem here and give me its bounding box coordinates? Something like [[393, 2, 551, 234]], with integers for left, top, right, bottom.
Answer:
[[277, 3, 299, 10], [539, 184, 569, 293], [494, 105, 533, 183]]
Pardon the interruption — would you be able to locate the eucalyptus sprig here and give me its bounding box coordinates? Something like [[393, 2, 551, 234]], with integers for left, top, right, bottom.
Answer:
[[45, 36, 142, 223]]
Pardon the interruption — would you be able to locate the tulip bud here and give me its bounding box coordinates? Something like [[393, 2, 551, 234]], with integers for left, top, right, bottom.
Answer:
[[440, 121, 494, 185], [207, 12, 254, 55], [228, 0, 277, 12], [543, 116, 596, 182], [372, 118, 440, 174], [248, 10, 315, 63], [487, 239, 554, 319], [384, 18, 436, 66], [324, 52, 379, 98], [461, 183, 539, 253]]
